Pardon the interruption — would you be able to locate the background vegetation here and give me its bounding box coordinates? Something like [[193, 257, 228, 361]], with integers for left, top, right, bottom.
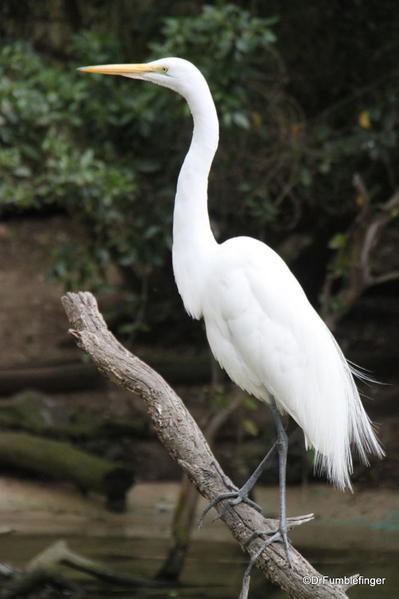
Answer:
[[1, 0, 398, 344]]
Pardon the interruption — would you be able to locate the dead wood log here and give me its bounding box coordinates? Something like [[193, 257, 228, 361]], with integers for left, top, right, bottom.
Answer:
[[27, 540, 146, 586], [0, 540, 156, 597], [62, 291, 354, 599], [0, 569, 80, 599], [0, 432, 134, 511], [0, 362, 104, 396], [0, 390, 147, 440]]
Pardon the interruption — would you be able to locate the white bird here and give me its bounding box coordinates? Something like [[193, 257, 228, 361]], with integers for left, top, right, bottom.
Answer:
[[79, 58, 384, 563]]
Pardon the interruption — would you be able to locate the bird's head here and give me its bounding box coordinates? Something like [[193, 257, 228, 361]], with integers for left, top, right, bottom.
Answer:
[[78, 57, 206, 99]]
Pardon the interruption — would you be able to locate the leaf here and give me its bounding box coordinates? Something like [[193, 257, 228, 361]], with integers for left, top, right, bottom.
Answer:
[[328, 233, 347, 250], [300, 167, 312, 187], [358, 110, 371, 130], [243, 419, 258, 437], [242, 396, 257, 410], [232, 112, 250, 129]]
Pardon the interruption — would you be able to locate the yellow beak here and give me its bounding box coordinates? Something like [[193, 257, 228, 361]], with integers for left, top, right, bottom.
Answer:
[[78, 63, 156, 76]]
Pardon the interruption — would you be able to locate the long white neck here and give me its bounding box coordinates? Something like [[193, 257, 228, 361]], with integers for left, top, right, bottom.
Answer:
[[172, 77, 219, 319]]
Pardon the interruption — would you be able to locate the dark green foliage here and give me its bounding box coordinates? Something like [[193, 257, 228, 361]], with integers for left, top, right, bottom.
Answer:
[[1, 2, 398, 337], [149, 5, 291, 237], [0, 6, 285, 337]]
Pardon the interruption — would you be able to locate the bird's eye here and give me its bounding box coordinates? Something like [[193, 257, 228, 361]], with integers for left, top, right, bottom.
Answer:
[[161, 66, 168, 73]]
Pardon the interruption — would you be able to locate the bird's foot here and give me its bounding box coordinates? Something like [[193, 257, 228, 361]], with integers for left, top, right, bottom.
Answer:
[[199, 444, 277, 528], [238, 528, 289, 599], [238, 513, 314, 599], [245, 522, 292, 566], [198, 488, 263, 528]]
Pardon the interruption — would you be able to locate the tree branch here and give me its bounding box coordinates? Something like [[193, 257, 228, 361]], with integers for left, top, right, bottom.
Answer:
[[322, 177, 399, 329], [369, 269, 399, 285], [61, 291, 351, 599]]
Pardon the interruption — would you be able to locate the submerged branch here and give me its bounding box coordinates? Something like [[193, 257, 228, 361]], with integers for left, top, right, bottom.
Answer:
[[27, 540, 144, 586], [61, 291, 350, 599]]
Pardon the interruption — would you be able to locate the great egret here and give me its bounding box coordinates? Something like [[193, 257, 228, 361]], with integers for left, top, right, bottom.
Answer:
[[79, 58, 384, 563]]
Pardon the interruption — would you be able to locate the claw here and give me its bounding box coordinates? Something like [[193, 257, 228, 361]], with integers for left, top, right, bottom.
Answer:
[[244, 512, 314, 546]]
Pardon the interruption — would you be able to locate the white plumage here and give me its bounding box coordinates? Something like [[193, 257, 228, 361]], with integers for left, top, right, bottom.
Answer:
[[201, 235, 382, 490], [80, 57, 384, 493]]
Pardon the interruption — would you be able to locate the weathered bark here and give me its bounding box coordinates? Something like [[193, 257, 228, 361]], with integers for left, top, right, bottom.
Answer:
[[61, 291, 353, 599], [140, 351, 211, 384], [0, 432, 134, 511], [0, 354, 210, 396]]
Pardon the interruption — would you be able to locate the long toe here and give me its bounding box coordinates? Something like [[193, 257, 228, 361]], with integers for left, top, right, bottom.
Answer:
[[198, 491, 238, 527], [278, 526, 293, 568], [198, 489, 263, 528], [244, 526, 292, 565], [238, 511, 311, 597], [238, 530, 284, 599]]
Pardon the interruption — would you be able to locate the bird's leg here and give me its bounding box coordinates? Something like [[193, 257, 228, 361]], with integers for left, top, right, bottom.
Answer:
[[239, 514, 314, 599], [226, 441, 277, 506], [198, 442, 277, 527], [236, 399, 293, 599], [269, 397, 292, 567]]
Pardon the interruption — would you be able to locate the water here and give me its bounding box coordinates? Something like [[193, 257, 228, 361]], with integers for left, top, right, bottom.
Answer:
[[1, 534, 397, 598]]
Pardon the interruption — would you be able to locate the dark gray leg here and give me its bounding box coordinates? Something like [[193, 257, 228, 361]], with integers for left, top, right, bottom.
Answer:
[[237, 399, 293, 599], [198, 441, 277, 527], [231, 441, 277, 502], [200, 398, 292, 567], [269, 397, 292, 566]]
